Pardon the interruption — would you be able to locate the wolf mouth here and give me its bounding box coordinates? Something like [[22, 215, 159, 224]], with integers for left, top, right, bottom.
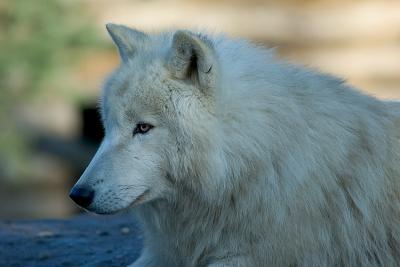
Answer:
[[130, 189, 150, 207]]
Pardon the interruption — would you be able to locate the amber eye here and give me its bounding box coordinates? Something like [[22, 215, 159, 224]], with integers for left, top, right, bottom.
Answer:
[[133, 123, 154, 136]]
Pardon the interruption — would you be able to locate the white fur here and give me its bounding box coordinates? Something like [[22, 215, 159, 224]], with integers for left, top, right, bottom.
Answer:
[[72, 24, 400, 266]]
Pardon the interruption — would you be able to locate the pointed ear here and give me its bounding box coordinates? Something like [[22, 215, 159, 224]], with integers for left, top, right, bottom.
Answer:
[[168, 31, 216, 90], [106, 23, 148, 62]]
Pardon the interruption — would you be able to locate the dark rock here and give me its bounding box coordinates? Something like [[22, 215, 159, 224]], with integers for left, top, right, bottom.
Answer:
[[0, 213, 142, 267]]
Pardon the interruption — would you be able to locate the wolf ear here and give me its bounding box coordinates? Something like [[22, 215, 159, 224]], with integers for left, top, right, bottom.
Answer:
[[106, 23, 148, 62], [168, 31, 216, 90]]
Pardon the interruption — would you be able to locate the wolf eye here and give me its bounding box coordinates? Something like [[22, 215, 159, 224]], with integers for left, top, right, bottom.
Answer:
[[133, 123, 154, 135]]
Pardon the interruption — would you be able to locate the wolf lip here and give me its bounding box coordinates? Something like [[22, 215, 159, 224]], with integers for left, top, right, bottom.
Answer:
[[130, 189, 150, 207]]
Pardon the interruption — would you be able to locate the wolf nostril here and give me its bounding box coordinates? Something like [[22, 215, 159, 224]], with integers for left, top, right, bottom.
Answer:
[[69, 186, 95, 208]]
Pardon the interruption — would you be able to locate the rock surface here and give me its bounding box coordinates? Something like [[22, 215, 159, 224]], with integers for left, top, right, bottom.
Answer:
[[0, 214, 142, 267]]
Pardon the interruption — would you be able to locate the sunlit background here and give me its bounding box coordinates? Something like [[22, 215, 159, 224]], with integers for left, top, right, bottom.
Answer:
[[1, 0, 399, 219]]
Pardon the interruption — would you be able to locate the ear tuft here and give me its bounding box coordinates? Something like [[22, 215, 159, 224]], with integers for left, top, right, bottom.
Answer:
[[168, 30, 216, 90], [106, 23, 148, 62]]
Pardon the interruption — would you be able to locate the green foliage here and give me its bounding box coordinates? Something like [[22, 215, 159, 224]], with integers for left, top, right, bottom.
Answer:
[[0, 0, 103, 96], [0, 0, 105, 182]]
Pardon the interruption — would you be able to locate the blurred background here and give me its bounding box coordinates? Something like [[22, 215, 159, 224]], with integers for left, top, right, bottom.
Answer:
[[0, 0, 399, 219]]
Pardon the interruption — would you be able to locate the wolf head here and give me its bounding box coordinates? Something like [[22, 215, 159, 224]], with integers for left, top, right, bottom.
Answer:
[[70, 24, 227, 214]]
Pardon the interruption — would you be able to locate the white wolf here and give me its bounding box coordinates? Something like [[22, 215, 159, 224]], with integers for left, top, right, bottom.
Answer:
[[70, 24, 400, 266]]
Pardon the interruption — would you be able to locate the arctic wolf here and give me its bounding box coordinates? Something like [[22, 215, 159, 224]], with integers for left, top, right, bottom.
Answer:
[[70, 24, 400, 266]]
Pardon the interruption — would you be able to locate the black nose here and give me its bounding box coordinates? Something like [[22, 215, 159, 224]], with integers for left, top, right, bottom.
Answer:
[[69, 186, 94, 208]]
